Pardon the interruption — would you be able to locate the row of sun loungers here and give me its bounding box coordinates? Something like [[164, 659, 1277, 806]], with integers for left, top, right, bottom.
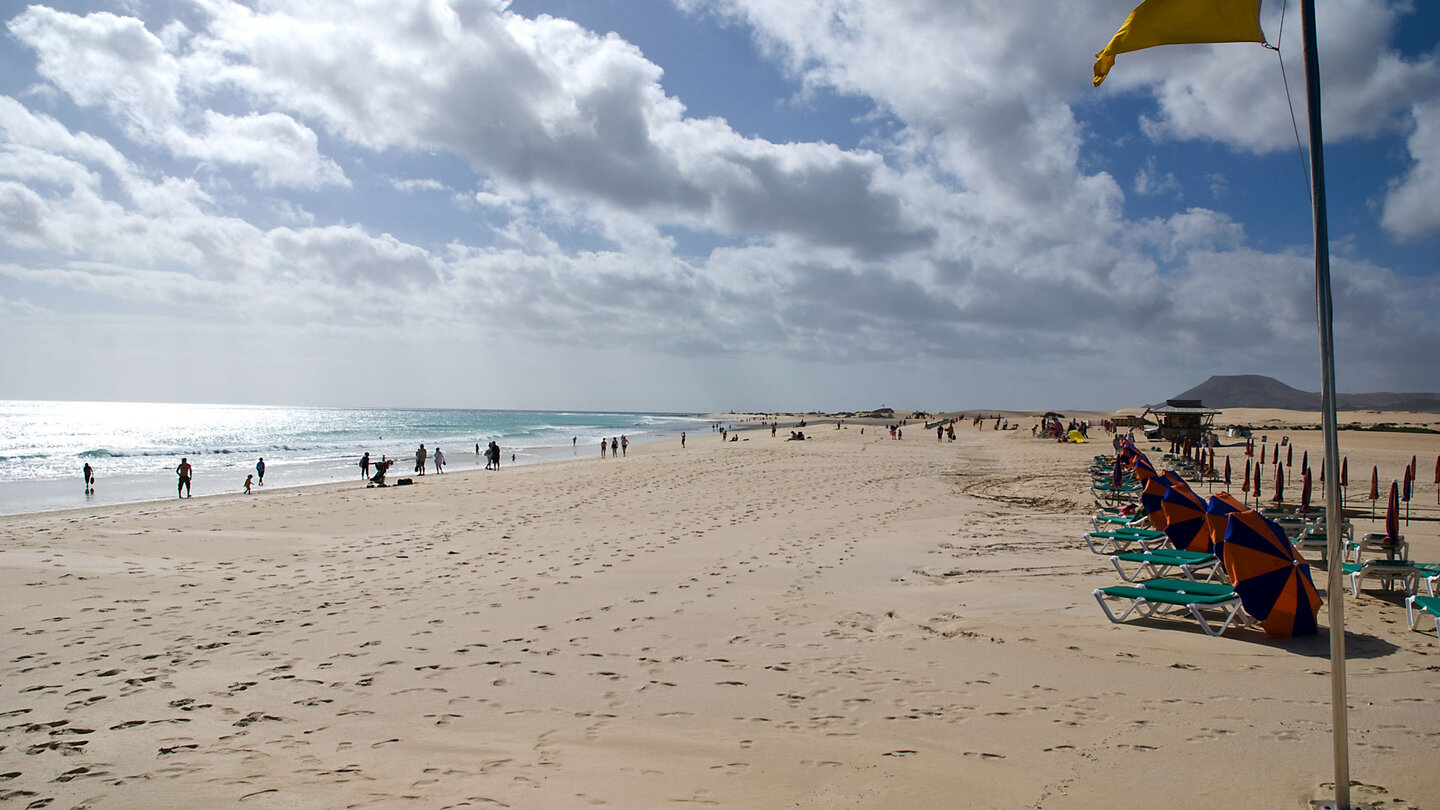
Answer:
[[1086, 452, 1438, 642]]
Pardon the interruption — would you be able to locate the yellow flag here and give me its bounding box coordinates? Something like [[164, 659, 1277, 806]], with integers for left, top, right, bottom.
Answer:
[[1093, 0, 1265, 87]]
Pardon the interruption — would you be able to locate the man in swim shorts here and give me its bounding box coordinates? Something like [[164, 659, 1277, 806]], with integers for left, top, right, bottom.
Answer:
[[176, 458, 193, 498]]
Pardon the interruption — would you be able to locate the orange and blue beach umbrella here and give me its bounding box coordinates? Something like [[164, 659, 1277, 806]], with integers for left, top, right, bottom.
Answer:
[[1140, 470, 1185, 530], [1205, 491, 1246, 561], [1222, 510, 1322, 638], [1160, 477, 1209, 552]]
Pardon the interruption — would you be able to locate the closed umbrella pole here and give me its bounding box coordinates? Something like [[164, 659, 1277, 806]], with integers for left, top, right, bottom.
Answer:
[[1370, 466, 1379, 518]]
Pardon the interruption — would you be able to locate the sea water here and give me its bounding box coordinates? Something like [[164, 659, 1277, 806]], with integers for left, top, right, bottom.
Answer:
[[0, 400, 712, 516]]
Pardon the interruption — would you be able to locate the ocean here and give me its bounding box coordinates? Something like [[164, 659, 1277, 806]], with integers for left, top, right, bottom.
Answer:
[[0, 400, 712, 516]]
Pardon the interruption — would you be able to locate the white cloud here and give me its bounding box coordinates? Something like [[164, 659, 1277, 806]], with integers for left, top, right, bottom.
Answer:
[[1134, 155, 1181, 198], [391, 178, 449, 193], [163, 0, 934, 256], [1381, 98, 1440, 240], [1132, 0, 1440, 152], [9, 6, 348, 190]]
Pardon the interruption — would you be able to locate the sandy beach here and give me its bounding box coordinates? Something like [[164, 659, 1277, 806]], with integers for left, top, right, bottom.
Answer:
[[2, 411, 1437, 808]]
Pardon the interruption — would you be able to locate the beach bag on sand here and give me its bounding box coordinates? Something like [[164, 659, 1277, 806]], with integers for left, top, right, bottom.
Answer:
[[396, 478, 413, 486]]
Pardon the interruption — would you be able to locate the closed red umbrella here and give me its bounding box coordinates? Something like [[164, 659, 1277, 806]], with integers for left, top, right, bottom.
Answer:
[[1385, 479, 1400, 547], [1403, 465, 1413, 526], [1273, 462, 1285, 504], [1261, 444, 1268, 464], [1301, 450, 1308, 473], [1223, 510, 1322, 638], [1224, 456, 1232, 487], [1319, 457, 1324, 483], [1243, 458, 1253, 503], [1286, 444, 1293, 468], [1434, 454, 1439, 485], [1369, 466, 1379, 517], [1300, 467, 1312, 514], [1341, 457, 1348, 488], [1254, 462, 1263, 507]]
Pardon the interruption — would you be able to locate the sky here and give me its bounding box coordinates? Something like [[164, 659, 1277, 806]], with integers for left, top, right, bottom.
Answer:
[[1, 0, 1437, 413]]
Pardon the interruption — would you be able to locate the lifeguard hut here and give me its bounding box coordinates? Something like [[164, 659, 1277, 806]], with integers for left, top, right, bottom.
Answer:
[[1142, 399, 1220, 443]]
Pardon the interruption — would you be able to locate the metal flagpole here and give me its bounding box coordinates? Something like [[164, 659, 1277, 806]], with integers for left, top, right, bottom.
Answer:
[[1298, 2, 1351, 808]]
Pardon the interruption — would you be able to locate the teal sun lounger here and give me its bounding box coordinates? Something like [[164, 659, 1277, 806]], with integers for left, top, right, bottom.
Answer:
[[1109, 548, 1220, 583], [1094, 578, 1249, 637]]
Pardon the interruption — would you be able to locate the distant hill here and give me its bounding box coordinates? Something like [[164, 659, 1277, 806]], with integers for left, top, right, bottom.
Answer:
[[1166, 375, 1440, 411]]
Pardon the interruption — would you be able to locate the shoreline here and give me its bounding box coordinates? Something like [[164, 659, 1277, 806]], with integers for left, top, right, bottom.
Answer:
[[0, 417, 708, 520]]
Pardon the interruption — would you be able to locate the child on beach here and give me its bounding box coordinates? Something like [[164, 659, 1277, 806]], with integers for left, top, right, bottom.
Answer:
[[244, 474, 254, 494]]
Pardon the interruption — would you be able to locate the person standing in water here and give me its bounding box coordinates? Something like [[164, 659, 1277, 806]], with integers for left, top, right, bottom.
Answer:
[[176, 458, 193, 498], [360, 452, 370, 479], [256, 457, 266, 486], [434, 447, 445, 474], [83, 462, 95, 494]]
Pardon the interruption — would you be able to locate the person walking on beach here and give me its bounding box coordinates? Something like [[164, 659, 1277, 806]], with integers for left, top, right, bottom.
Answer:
[[244, 473, 253, 494], [83, 462, 95, 494], [681, 431, 686, 448], [416, 444, 427, 475], [256, 457, 266, 486], [601, 438, 607, 459], [621, 435, 628, 457], [360, 452, 370, 479], [176, 458, 193, 498], [492, 442, 501, 469], [611, 437, 619, 457], [434, 447, 445, 474]]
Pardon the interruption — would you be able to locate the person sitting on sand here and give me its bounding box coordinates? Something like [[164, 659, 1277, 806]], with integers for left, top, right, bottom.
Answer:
[[244, 473, 253, 494]]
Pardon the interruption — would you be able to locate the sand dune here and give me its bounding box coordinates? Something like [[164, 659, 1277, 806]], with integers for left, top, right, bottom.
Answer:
[[1, 413, 1436, 808]]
